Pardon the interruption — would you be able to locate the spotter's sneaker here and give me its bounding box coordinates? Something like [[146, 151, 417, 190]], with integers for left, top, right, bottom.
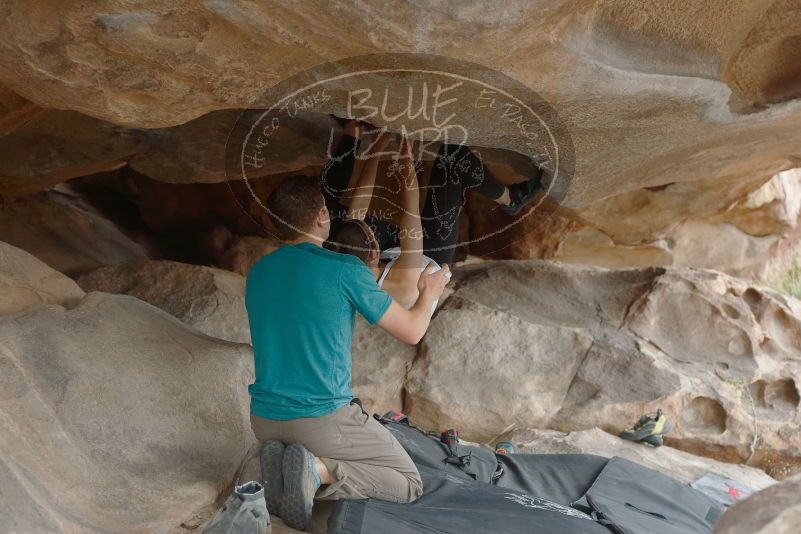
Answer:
[[260, 440, 285, 512], [280, 444, 321, 531]]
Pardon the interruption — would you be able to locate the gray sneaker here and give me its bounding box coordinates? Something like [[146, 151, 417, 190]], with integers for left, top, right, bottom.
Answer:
[[260, 440, 285, 511], [280, 444, 321, 531], [203, 481, 271, 534]]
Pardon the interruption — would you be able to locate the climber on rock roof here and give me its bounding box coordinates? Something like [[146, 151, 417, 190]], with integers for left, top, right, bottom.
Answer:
[[325, 119, 545, 308]]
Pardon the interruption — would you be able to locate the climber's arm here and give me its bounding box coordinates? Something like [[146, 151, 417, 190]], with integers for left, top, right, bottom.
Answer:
[[377, 263, 450, 344], [342, 131, 391, 220], [394, 137, 424, 275]]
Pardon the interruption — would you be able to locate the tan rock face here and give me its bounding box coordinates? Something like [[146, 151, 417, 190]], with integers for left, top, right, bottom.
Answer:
[[405, 261, 801, 478], [0, 186, 148, 276], [0, 107, 334, 197], [0, 241, 84, 316], [0, 1, 799, 213], [0, 109, 143, 197], [555, 168, 801, 280], [407, 298, 594, 437], [0, 291, 254, 532], [77, 259, 250, 344], [219, 236, 281, 277], [2, 5, 801, 524], [2, 1, 799, 119], [351, 316, 418, 419], [0, 85, 43, 139], [74, 256, 415, 414], [5, 239, 800, 529], [714, 474, 801, 534]]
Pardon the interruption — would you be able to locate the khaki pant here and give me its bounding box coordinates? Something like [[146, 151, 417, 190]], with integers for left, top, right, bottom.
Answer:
[[250, 401, 423, 503]]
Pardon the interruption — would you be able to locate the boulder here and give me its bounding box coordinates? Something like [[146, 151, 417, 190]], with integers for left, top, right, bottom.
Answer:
[[0, 84, 43, 139], [0, 241, 84, 315], [0, 2, 798, 144], [508, 427, 775, 490], [0, 186, 148, 276], [405, 261, 801, 478], [554, 168, 801, 281], [351, 316, 418, 417], [0, 104, 337, 197], [552, 225, 674, 268], [76, 255, 416, 413], [128, 110, 337, 185], [726, 168, 801, 238], [0, 109, 144, 197], [407, 297, 594, 438], [78, 259, 249, 344], [465, 188, 578, 260], [714, 474, 801, 534], [0, 2, 800, 259], [0, 291, 254, 532], [219, 236, 281, 276], [128, 173, 268, 250]]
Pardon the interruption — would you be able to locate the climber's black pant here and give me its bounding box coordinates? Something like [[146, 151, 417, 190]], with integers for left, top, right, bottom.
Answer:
[[421, 144, 505, 264], [322, 136, 505, 265]]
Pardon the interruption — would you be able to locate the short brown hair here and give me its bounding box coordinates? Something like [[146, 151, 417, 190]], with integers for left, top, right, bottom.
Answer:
[[266, 175, 324, 241], [330, 219, 378, 264]]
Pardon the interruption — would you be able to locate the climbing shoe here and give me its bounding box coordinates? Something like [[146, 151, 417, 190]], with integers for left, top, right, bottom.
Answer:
[[495, 441, 517, 455], [203, 480, 271, 534], [280, 444, 321, 531], [501, 168, 545, 216], [259, 440, 285, 512], [619, 408, 671, 446]]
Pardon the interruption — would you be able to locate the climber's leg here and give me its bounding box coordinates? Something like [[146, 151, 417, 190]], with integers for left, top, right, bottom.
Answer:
[[421, 144, 506, 265]]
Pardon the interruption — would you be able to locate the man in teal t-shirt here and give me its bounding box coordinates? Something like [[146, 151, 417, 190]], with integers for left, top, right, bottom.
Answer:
[[246, 241, 391, 420], [246, 174, 450, 531]]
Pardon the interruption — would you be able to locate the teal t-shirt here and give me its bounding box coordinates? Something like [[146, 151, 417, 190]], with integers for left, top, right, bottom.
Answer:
[[245, 242, 392, 420]]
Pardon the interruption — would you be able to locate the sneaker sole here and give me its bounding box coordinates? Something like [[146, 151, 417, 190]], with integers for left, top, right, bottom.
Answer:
[[281, 444, 316, 531], [620, 429, 653, 441], [259, 439, 285, 512], [642, 435, 664, 447]]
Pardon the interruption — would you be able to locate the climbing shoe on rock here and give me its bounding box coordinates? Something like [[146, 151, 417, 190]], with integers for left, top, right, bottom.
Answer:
[[619, 408, 671, 446], [501, 169, 545, 216], [203, 480, 271, 534], [259, 439, 285, 511], [280, 444, 321, 531]]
